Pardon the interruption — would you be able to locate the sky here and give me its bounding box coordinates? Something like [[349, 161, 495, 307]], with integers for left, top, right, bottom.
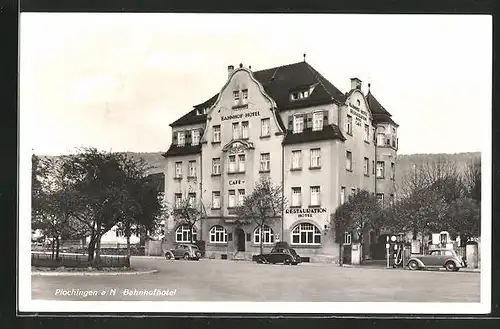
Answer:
[[20, 13, 492, 155]]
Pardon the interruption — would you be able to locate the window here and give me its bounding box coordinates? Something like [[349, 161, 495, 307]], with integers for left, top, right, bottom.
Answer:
[[238, 189, 245, 205], [343, 232, 352, 245], [177, 131, 185, 146], [392, 137, 396, 148], [228, 155, 236, 173], [310, 186, 320, 206], [291, 90, 310, 101], [210, 225, 227, 243], [233, 90, 240, 104], [175, 162, 182, 178], [377, 133, 385, 146], [364, 124, 369, 142], [228, 190, 236, 208], [192, 129, 200, 146], [291, 187, 302, 207], [238, 154, 246, 172], [376, 161, 385, 178], [310, 148, 321, 168], [346, 151, 352, 171], [340, 187, 346, 205], [254, 226, 275, 244], [376, 193, 384, 207], [188, 193, 196, 207], [313, 112, 323, 131], [386, 136, 391, 146], [242, 89, 248, 103], [292, 223, 321, 244], [291, 150, 302, 170], [196, 109, 202, 116], [261, 118, 270, 137], [242, 121, 249, 139], [391, 162, 395, 180], [203, 107, 209, 114], [389, 194, 394, 206], [176, 225, 197, 243], [188, 160, 196, 177], [212, 158, 221, 175], [213, 125, 221, 143], [364, 157, 369, 176], [232, 122, 240, 139], [351, 188, 357, 195], [356, 99, 361, 106], [174, 193, 182, 209], [293, 114, 304, 134], [346, 115, 352, 135], [212, 191, 221, 209], [260, 153, 270, 172]]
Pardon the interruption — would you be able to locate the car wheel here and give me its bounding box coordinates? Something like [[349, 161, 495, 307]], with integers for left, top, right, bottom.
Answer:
[[284, 258, 291, 265], [445, 261, 456, 272], [408, 260, 419, 271], [165, 252, 173, 260], [292, 262, 298, 265], [183, 253, 190, 260], [453, 268, 460, 272]]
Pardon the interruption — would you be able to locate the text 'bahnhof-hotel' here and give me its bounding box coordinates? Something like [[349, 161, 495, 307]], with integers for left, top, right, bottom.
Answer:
[[163, 59, 398, 262]]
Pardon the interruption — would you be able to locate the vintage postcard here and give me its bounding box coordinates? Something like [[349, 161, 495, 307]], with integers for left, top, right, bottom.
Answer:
[[19, 13, 491, 314]]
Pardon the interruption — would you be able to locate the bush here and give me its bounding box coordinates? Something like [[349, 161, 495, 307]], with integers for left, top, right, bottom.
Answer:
[[194, 240, 206, 257], [31, 253, 130, 268]]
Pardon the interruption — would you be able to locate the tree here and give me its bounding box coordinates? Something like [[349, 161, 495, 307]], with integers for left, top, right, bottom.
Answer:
[[172, 195, 203, 244], [62, 148, 140, 264], [464, 159, 481, 203], [116, 160, 165, 260], [31, 156, 87, 259], [330, 189, 383, 263], [446, 198, 480, 244], [234, 177, 285, 254]]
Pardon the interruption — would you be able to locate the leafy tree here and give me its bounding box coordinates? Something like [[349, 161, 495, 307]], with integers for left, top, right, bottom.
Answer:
[[330, 189, 383, 263], [234, 177, 285, 254], [172, 195, 203, 244], [464, 159, 481, 203], [62, 148, 140, 264], [446, 198, 480, 244]]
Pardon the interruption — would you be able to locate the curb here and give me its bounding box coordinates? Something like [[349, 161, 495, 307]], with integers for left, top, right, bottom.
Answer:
[[31, 269, 158, 276], [341, 265, 481, 272]]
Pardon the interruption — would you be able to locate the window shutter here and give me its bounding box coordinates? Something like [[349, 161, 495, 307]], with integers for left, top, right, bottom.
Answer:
[[323, 110, 329, 126], [228, 233, 233, 242], [306, 113, 313, 129], [288, 116, 293, 130]]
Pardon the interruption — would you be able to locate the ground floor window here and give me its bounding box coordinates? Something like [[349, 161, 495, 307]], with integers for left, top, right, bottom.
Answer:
[[291, 223, 321, 244], [175, 224, 197, 242], [254, 226, 275, 244], [209, 225, 227, 243]]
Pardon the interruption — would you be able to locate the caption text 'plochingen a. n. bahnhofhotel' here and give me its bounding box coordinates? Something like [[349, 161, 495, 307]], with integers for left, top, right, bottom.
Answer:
[[162, 59, 398, 263]]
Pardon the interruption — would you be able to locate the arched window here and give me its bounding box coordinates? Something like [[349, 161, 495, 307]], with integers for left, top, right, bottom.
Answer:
[[291, 223, 321, 245], [209, 225, 227, 243], [175, 225, 197, 243], [254, 226, 275, 244]]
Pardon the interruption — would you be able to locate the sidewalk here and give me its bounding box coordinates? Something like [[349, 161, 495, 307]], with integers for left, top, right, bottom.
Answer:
[[345, 260, 481, 272]]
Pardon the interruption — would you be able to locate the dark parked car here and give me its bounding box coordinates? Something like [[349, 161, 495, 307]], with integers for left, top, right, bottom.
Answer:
[[255, 242, 301, 265], [165, 243, 202, 261], [407, 248, 466, 272]]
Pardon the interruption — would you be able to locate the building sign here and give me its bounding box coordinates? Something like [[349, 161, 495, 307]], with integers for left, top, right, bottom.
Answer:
[[221, 111, 260, 121], [229, 179, 245, 185], [285, 207, 327, 218], [349, 105, 368, 126]]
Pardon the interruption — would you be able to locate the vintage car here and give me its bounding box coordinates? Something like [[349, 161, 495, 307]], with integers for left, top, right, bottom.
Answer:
[[406, 248, 467, 271], [254, 241, 301, 265], [165, 243, 202, 261]]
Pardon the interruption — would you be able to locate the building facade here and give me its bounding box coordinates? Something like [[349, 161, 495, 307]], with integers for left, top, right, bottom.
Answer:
[[163, 61, 398, 262]]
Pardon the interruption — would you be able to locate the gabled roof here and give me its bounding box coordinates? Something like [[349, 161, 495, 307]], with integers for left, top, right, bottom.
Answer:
[[170, 61, 346, 127]]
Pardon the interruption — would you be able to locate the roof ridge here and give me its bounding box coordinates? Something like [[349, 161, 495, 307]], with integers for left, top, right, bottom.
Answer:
[[254, 61, 305, 74], [304, 62, 338, 102]]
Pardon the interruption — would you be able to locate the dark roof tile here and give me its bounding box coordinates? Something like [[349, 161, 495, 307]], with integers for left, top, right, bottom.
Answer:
[[282, 125, 346, 146], [163, 144, 202, 158]]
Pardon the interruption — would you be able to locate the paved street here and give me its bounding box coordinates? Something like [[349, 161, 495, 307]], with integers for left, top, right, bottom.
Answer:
[[31, 257, 480, 302]]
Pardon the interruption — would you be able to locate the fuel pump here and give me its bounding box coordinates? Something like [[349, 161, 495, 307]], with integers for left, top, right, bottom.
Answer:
[[386, 233, 406, 268]]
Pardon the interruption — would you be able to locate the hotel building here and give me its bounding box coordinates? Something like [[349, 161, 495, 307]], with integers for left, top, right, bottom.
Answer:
[[163, 60, 398, 262]]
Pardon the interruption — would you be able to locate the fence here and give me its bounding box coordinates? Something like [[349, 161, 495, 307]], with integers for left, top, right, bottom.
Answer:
[[31, 252, 130, 268]]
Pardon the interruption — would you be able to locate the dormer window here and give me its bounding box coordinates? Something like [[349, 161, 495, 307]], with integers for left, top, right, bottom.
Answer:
[[290, 89, 310, 101], [293, 114, 304, 134], [177, 131, 185, 147], [196, 109, 202, 116], [312, 112, 323, 131], [233, 90, 240, 104], [203, 107, 209, 114], [192, 129, 200, 146]]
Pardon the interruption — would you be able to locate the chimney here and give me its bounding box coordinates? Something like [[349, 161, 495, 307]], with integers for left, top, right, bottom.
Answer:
[[350, 77, 362, 90], [228, 65, 234, 78]]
